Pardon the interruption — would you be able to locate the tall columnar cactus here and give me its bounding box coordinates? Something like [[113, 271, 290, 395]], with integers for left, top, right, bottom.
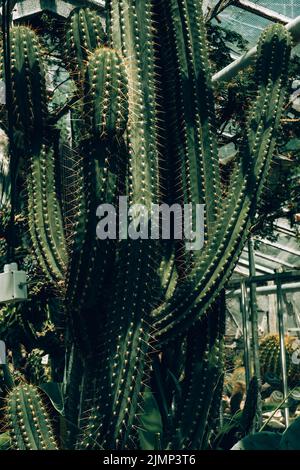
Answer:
[[1, 1, 292, 450]]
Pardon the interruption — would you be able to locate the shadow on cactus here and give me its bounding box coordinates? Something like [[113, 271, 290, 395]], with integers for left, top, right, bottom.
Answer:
[[0, 1, 292, 450]]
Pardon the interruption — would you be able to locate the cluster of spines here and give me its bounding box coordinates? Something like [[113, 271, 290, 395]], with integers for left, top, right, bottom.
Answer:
[[260, 334, 300, 386], [9, 27, 48, 156], [7, 26, 68, 282], [6, 384, 57, 450], [171, 293, 225, 449], [65, 7, 106, 80], [84, 47, 129, 138]]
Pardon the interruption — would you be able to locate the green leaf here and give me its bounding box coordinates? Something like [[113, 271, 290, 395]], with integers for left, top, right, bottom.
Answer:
[[231, 432, 282, 450], [138, 390, 163, 450], [280, 417, 300, 450], [283, 138, 300, 152], [0, 432, 11, 450], [39, 382, 64, 415]]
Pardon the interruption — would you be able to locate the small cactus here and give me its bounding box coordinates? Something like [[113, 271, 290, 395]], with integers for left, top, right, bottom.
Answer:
[[260, 334, 300, 387]]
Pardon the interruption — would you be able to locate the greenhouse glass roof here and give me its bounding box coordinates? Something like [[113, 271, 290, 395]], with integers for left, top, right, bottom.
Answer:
[[234, 220, 300, 277], [219, 1, 300, 48]]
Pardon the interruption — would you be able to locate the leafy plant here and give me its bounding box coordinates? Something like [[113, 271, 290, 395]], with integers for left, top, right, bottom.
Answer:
[[232, 415, 300, 450]]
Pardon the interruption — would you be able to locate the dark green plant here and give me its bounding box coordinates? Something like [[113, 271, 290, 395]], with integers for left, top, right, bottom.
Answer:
[[5, 384, 57, 450], [232, 415, 300, 450], [260, 334, 300, 387], [0, 1, 292, 450], [212, 376, 258, 450]]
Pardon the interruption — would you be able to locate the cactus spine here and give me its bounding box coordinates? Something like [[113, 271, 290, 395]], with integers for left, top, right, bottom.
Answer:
[[66, 7, 106, 80], [84, 47, 129, 138], [1, 1, 292, 450], [6, 384, 57, 450]]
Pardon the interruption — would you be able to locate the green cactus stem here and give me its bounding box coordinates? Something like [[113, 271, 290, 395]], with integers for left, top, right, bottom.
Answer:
[[64, 51, 129, 355], [7, 26, 68, 281], [84, 47, 129, 138], [78, 0, 162, 449], [171, 292, 225, 449], [66, 7, 106, 80], [0, 1, 293, 451], [6, 384, 57, 450], [9, 27, 48, 157], [151, 20, 292, 346], [260, 334, 300, 386]]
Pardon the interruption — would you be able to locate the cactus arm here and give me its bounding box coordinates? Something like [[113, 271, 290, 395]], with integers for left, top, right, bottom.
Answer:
[[26, 173, 54, 277], [157, 0, 221, 244], [65, 47, 129, 352], [179, 0, 222, 232], [65, 142, 119, 352], [84, 47, 129, 138], [64, 13, 128, 344], [66, 7, 106, 80], [9, 27, 47, 156], [8, 26, 67, 281], [64, 8, 128, 352], [107, 0, 160, 209], [27, 146, 67, 281], [6, 384, 57, 450], [152, 23, 292, 345]]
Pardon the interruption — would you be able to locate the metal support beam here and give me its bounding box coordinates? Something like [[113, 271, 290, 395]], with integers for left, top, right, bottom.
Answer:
[[276, 279, 290, 428], [235, 0, 291, 25], [228, 270, 300, 289], [240, 280, 251, 390], [213, 15, 300, 83], [228, 281, 300, 298], [248, 238, 262, 428]]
